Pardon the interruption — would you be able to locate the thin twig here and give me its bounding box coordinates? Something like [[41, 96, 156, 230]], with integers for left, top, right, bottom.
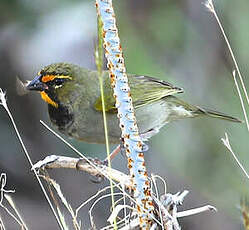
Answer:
[[4, 195, 28, 230], [76, 185, 115, 216], [222, 133, 249, 179], [177, 205, 217, 218], [0, 205, 24, 229], [89, 192, 124, 229], [232, 70, 249, 129], [151, 175, 163, 227], [0, 89, 64, 230], [0, 174, 27, 229], [0, 214, 5, 230], [40, 175, 80, 230], [107, 205, 135, 225], [205, 0, 249, 131]]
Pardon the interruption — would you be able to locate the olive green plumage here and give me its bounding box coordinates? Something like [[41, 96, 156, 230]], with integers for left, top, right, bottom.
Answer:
[[27, 62, 241, 144]]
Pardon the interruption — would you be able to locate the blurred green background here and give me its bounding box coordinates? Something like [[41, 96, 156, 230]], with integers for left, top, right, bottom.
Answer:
[[0, 0, 248, 229]]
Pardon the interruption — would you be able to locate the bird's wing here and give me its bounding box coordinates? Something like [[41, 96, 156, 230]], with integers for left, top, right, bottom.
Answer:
[[94, 74, 183, 113]]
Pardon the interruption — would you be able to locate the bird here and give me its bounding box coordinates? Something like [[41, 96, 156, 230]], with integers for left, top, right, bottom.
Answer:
[[26, 62, 241, 146]]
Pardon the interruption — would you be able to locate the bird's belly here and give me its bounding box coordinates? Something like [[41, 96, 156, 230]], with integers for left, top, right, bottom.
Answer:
[[66, 108, 121, 144], [60, 100, 170, 144]]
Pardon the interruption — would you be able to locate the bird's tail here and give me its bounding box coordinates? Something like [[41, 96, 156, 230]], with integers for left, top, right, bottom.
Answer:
[[194, 107, 242, 123], [165, 96, 242, 123]]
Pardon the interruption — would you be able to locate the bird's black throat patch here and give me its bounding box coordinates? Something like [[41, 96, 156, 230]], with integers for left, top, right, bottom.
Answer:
[[48, 103, 74, 131]]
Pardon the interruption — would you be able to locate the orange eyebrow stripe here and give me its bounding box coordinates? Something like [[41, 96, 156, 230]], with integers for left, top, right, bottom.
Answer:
[[41, 75, 72, 83], [40, 91, 58, 108]]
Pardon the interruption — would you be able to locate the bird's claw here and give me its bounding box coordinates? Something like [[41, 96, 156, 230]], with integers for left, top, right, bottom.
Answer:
[[77, 157, 107, 183]]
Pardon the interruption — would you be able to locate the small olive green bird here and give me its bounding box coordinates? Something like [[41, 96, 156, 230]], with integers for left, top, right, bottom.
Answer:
[[26, 62, 241, 144]]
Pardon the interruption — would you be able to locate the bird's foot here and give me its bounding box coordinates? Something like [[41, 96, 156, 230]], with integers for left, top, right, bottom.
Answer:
[[77, 157, 107, 183]]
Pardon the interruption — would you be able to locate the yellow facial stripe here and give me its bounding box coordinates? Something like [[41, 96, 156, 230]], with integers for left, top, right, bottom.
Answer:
[[40, 91, 58, 108], [41, 75, 72, 83]]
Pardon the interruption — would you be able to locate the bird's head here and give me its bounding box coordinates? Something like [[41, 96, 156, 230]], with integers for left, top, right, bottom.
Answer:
[[27, 63, 77, 108]]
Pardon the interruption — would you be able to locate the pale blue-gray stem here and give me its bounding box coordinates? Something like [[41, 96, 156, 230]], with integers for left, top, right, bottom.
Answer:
[[95, 0, 154, 228]]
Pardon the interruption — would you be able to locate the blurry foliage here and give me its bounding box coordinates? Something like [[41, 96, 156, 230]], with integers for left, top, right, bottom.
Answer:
[[241, 198, 249, 230]]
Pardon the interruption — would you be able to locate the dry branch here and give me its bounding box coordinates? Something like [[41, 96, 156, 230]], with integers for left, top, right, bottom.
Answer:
[[33, 155, 132, 188]]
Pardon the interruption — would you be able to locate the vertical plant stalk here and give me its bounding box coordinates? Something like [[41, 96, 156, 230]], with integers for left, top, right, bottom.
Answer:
[[95, 0, 154, 228], [95, 15, 117, 229]]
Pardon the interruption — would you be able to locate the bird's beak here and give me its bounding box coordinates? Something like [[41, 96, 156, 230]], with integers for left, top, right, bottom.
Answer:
[[26, 75, 48, 91]]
